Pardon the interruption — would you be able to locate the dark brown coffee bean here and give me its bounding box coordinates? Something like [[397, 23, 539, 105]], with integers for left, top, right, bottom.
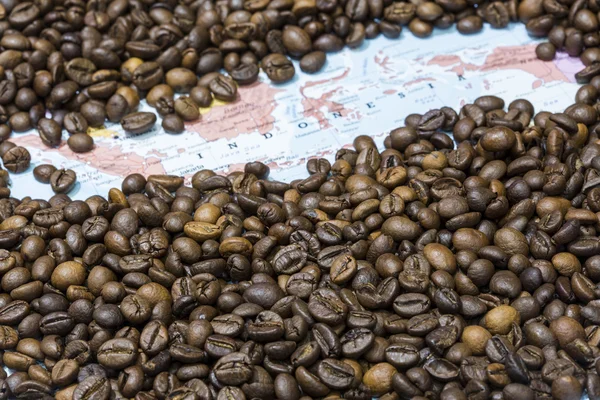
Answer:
[[457, 15, 484, 33], [190, 86, 213, 108], [209, 75, 238, 102], [133, 62, 164, 91], [50, 169, 77, 194], [282, 26, 313, 58], [174, 97, 200, 121], [262, 53, 295, 83], [230, 63, 260, 85], [162, 114, 185, 134], [97, 338, 137, 369], [37, 118, 62, 148], [300, 51, 326, 74], [63, 112, 88, 135], [106, 94, 130, 123], [73, 375, 110, 400], [121, 112, 157, 135], [67, 133, 94, 153], [164, 68, 198, 93], [9, 112, 31, 133], [80, 101, 106, 128], [536, 42, 556, 61], [2, 146, 30, 173]]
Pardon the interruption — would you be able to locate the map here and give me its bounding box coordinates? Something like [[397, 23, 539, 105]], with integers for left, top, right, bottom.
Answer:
[[9, 23, 584, 200]]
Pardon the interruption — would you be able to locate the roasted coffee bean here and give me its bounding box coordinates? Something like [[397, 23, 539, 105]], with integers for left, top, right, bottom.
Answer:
[[262, 54, 295, 83], [536, 42, 557, 61], [97, 338, 137, 369], [300, 51, 327, 74], [230, 63, 260, 85], [73, 376, 110, 400], [190, 86, 213, 108], [209, 75, 238, 102], [162, 114, 185, 134], [37, 118, 62, 148], [2, 146, 30, 173], [165, 68, 198, 93], [174, 97, 200, 121], [121, 112, 157, 135], [50, 169, 77, 194], [67, 134, 94, 153], [80, 101, 107, 128], [106, 94, 130, 123], [133, 62, 164, 91], [63, 112, 89, 135]]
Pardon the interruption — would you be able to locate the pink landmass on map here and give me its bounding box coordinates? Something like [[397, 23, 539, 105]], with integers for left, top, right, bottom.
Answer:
[[427, 55, 461, 67], [147, 149, 167, 158], [426, 54, 479, 76], [268, 160, 293, 169], [553, 52, 584, 83], [186, 81, 284, 141], [301, 88, 352, 129], [482, 45, 570, 82], [12, 135, 166, 177], [220, 162, 247, 173], [403, 77, 435, 87], [300, 68, 357, 129], [375, 52, 394, 73], [427, 45, 573, 88], [301, 68, 350, 92]]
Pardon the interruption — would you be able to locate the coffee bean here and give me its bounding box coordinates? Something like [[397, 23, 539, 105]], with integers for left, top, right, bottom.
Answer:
[[121, 112, 157, 135], [313, 34, 345, 52], [67, 133, 94, 153], [174, 97, 200, 122], [97, 338, 137, 369], [536, 42, 556, 60], [50, 169, 77, 194], [80, 101, 106, 128], [73, 376, 110, 400], [52, 359, 79, 387], [209, 75, 238, 102], [230, 63, 260, 85], [262, 54, 295, 83], [282, 26, 313, 58], [409, 18, 434, 38], [165, 68, 198, 93], [162, 114, 185, 134], [300, 51, 327, 74], [190, 86, 213, 108], [363, 363, 396, 395], [457, 15, 484, 34], [37, 118, 62, 148], [133, 62, 164, 91], [2, 146, 30, 173], [65, 58, 95, 87], [63, 112, 88, 135], [106, 94, 130, 123], [33, 164, 57, 184]]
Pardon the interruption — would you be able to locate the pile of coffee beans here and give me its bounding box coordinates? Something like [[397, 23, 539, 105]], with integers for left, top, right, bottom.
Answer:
[[0, 0, 598, 161], [530, 0, 600, 80], [0, 91, 599, 399]]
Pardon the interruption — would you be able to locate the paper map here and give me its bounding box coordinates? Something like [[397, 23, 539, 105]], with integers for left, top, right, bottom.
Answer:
[[8, 23, 583, 199]]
